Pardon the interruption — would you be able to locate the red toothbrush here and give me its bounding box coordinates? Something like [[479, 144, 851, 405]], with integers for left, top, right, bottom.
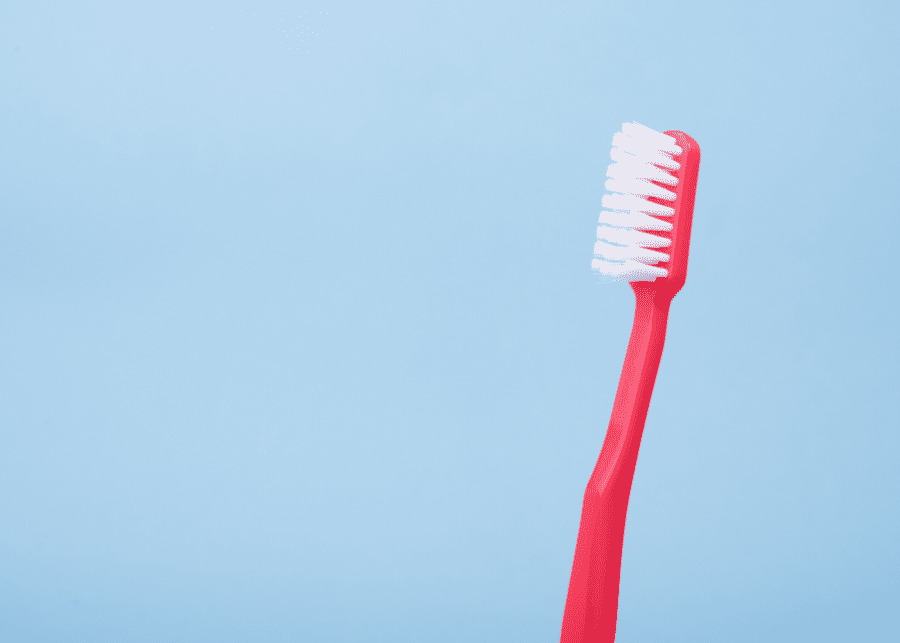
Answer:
[[561, 123, 701, 643]]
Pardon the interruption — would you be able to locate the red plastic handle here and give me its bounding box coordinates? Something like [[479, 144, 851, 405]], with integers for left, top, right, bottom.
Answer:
[[560, 285, 671, 643], [560, 131, 700, 643]]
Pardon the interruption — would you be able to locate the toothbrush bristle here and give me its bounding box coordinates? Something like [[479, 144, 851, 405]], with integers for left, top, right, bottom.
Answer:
[[593, 122, 682, 283]]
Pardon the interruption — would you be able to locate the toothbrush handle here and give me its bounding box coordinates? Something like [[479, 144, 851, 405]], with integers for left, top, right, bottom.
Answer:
[[560, 284, 672, 643]]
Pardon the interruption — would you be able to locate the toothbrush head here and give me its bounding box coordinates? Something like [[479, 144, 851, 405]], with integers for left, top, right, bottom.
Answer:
[[592, 122, 701, 296]]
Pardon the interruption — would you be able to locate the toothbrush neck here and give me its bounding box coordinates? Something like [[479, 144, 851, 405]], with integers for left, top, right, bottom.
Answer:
[[603, 283, 672, 490], [632, 281, 679, 309]]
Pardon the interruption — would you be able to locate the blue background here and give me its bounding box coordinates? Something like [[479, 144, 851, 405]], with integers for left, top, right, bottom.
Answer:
[[1, 1, 898, 641]]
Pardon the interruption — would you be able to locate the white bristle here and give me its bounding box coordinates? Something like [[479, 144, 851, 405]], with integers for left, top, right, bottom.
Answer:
[[593, 239, 669, 264], [597, 225, 671, 249], [592, 122, 680, 283], [601, 194, 674, 217], [598, 210, 673, 232], [608, 150, 678, 185], [591, 259, 668, 283]]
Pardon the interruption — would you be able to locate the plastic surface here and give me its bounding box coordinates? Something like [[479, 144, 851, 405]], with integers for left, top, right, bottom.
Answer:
[[560, 131, 700, 643]]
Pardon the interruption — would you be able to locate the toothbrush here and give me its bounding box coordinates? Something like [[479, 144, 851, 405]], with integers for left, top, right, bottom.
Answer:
[[560, 122, 701, 643]]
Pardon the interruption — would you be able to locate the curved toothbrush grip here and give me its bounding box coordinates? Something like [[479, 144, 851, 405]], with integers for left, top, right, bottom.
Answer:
[[560, 284, 672, 643]]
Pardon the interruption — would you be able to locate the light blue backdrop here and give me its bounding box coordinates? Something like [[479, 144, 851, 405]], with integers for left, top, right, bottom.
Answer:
[[1, 1, 898, 641]]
